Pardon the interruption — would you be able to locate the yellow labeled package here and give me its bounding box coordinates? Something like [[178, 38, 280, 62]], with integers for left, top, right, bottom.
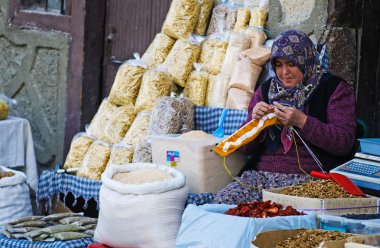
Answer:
[[63, 132, 95, 169], [101, 105, 136, 144], [194, 0, 215, 35], [198, 34, 229, 75], [141, 33, 176, 68], [162, 0, 201, 39], [161, 38, 201, 87], [213, 110, 281, 157], [122, 110, 151, 147], [87, 98, 118, 139], [183, 63, 209, 106], [108, 143, 134, 165], [108, 53, 147, 106]]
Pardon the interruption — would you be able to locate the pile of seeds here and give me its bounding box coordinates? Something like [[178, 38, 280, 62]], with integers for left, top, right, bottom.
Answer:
[[280, 179, 366, 198], [275, 229, 353, 248]]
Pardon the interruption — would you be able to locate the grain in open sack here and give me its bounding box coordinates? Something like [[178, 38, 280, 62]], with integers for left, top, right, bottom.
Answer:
[[112, 168, 173, 184], [87, 99, 118, 139], [64, 132, 95, 169], [194, 0, 215, 35], [122, 110, 151, 147], [141, 33, 176, 68]]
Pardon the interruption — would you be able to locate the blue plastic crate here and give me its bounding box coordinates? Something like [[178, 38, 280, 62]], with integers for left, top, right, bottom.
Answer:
[[358, 138, 380, 156]]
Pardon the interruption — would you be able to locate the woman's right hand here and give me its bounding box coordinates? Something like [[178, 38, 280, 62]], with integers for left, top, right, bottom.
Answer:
[[251, 101, 273, 119]]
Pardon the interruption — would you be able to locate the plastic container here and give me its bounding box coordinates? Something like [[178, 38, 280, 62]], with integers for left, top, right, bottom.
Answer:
[[318, 214, 347, 232], [345, 218, 366, 234], [363, 221, 380, 234], [358, 138, 380, 156]]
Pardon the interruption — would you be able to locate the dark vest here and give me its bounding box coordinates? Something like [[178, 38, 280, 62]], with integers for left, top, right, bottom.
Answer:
[[259, 73, 355, 171]]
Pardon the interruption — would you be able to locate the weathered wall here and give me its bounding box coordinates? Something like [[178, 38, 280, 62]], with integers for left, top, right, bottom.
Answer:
[[0, 2, 69, 174]]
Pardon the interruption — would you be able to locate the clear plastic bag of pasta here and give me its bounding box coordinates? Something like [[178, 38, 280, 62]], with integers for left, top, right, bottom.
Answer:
[[207, 4, 228, 35], [229, 56, 262, 92], [162, 0, 201, 39], [0, 93, 17, 120], [194, 0, 215, 35], [108, 53, 147, 106], [233, 6, 251, 32], [108, 142, 134, 165], [86, 98, 118, 139], [122, 110, 151, 147], [147, 96, 182, 135], [206, 73, 231, 108], [198, 33, 229, 75], [221, 32, 251, 76], [161, 36, 202, 87], [132, 137, 152, 163], [134, 68, 174, 113], [101, 105, 136, 144], [77, 140, 112, 180], [183, 63, 209, 106], [64, 132, 95, 169], [141, 33, 176, 68], [178, 95, 195, 133]]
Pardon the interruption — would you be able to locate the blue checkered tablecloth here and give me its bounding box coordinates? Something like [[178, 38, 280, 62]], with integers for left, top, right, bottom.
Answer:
[[194, 106, 248, 135], [0, 236, 93, 248]]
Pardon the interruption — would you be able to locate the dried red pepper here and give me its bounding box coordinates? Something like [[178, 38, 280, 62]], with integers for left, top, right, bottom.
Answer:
[[225, 200, 305, 218]]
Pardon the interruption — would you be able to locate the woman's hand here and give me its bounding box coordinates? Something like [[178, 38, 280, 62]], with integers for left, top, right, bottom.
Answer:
[[273, 102, 307, 129], [251, 101, 273, 119]]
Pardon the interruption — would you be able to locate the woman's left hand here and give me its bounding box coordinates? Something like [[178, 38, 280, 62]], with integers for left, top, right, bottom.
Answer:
[[273, 102, 307, 129]]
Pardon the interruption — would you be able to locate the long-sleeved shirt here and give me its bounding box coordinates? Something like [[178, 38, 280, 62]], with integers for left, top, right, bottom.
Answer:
[[240, 81, 357, 174]]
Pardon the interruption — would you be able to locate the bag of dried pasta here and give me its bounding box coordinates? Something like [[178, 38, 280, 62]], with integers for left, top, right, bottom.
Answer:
[[134, 68, 173, 113], [220, 32, 251, 76], [108, 54, 147, 106], [141, 33, 176, 68], [207, 3, 238, 35], [183, 63, 209, 106], [194, 0, 215, 35], [161, 36, 202, 87], [249, 0, 268, 29], [64, 132, 95, 169], [100, 105, 136, 144], [229, 56, 262, 92], [77, 140, 112, 180], [122, 110, 151, 147], [87, 98, 118, 139], [108, 142, 134, 165], [198, 33, 229, 75], [207, 73, 231, 108], [162, 0, 201, 39], [147, 96, 182, 135], [132, 137, 152, 163], [233, 7, 251, 32], [178, 95, 195, 133], [225, 87, 252, 110]]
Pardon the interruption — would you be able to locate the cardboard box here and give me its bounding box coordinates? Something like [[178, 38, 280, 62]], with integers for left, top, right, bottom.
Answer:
[[262, 187, 379, 214], [151, 134, 246, 193]]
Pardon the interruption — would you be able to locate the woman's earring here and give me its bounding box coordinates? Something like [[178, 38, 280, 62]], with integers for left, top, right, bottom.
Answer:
[[316, 65, 321, 74]]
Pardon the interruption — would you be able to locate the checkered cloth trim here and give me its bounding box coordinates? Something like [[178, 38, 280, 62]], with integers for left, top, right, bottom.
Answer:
[[37, 170, 101, 209], [194, 106, 248, 135], [0, 236, 93, 248], [187, 193, 215, 206]]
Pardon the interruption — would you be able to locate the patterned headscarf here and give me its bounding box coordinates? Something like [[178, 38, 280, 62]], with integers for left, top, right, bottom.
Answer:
[[268, 29, 323, 111]]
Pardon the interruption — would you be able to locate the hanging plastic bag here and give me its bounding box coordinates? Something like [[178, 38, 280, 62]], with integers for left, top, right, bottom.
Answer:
[[233, 7, 251, 32], [86, 98, 118, 139], [178, 95, 195, 133], [108, 142, 134, 165], [183, 63, 209, 106], [132, 138, 152, 163], [207, 2, 238, 35], [122, 110, 151, 147], [141, 33, 176, 68], [0, 94, 17, 120], [64, 132, 95, 169], [194, 0, 215, 35], [198, 33, 229, 75], [249, 0, 269, 29]]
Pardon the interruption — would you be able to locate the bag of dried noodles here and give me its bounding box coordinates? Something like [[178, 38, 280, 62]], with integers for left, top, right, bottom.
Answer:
[[183, 63, 209, 106], [108, 142, 134, 165], [198, 33, 229, 75], [194, 0, 215, 35], [162, 0, 201, 39], [86, 98, 118, 139], [122, 110, 151, 147], [233, 7, 251, 32], [178, 95, 195, 133], [64, 132, 95, 169], [141, 33, 176, 68]]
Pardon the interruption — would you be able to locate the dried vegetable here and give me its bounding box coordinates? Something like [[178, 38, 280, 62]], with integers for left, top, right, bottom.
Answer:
[[1, 213, 97, 242], [63, 132, 95, 169], [132, 138, 152, 163], [233, 7, 251, 32], [198, 36, 228, 75], [112, 168, 173, 184], [86, 99, 118, 139], [141, 33, 176, 68], [161, 39, 201, 87], [280, 179, 367, 199], [178, 96, 195, 133], [100, 105, 136, 144], [122, 110, 151, 147], [162, 0, 201, 39], [225, 200, 305, 218], [108, 143, 134, 165], [183, 63, 209, 106], [108, 58, 147, 106], [221, 32, 251, 76], [275, 229, 353, 248], [134, 69, 173, 113], [0, 99, 9, 120], [77, 141, 112, 180], [194, 0, 215, 35]]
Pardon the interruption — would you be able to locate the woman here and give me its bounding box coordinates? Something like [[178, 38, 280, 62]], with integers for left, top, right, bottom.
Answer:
[[213, 29, 357, 205]]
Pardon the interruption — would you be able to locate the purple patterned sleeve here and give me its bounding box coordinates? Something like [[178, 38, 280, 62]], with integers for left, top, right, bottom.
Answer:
[[300, 81, 357, 156]]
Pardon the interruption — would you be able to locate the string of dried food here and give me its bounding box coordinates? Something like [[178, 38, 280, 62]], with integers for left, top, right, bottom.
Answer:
[[86, 99, 118, 139], [64, 132, 95, 169], [194, 0, 215, 35], [141, 33, 176, 68], [122, 110, 151, 147]]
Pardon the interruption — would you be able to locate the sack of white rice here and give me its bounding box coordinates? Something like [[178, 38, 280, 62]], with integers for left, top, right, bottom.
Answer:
[[183, 63, 209, 106], [86, 98, 118, 139], [64, 132, 95, 169], [194, 0, 215, 35], [162, 0, 201, 39], [141, 33, 176, 68], [108, 53, 147, 106], [122, 110, 151, 147], [94, 163, 188, 248]]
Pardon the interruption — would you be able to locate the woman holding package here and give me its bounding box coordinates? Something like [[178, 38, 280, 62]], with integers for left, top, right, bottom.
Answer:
[[213, 29, 357, 205]]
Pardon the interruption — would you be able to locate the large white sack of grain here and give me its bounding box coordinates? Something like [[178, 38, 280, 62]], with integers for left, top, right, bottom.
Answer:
[[94, 163, 188, 248]]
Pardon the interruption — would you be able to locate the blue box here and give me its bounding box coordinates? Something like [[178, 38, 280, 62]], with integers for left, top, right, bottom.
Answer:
[[358, 138, 380, 156]]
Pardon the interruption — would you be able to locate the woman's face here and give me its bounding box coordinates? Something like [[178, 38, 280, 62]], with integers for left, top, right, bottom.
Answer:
[[273, 57, 304, 88]]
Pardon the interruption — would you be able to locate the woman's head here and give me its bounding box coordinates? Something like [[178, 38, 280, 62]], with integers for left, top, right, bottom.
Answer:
[[271, 29, 319, 87]]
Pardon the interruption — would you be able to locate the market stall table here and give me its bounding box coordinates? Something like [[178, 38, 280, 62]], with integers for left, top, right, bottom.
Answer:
[[0, 235, 93, 248], [0, 116, 38, 192]]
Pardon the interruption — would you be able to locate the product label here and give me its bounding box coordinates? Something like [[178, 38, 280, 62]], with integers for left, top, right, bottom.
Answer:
[[166, 151, 180, 162]]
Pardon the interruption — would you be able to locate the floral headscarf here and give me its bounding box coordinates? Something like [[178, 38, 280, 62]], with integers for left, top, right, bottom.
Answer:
[[268, 29, 323, 111]]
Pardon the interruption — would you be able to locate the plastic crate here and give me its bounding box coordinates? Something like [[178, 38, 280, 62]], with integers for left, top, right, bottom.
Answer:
[[358, 138, 380, 156]]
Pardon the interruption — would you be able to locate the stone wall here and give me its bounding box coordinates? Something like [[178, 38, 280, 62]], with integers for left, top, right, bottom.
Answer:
[[0, 2, 69, 173]]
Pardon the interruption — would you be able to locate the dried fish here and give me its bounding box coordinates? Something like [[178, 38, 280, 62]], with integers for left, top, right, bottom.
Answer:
[[72, 218, 97, 227], [83, 224, 97, 230], [59, 216, 92, 225], [41, 212, 82, 222], [6, 225, 39, 233], [51, 231, 91, 241], [23, 228, 47, 239], [84, 229, 95, 236], [0, 230, 12, 238], [41, 224, 85, 234], [34, 233, 50, 241], [13, 220, 47, 228], [8, 216, 43, 225]]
